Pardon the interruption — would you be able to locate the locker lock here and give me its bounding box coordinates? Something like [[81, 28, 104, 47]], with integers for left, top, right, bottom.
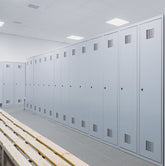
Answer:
[[79, 85, 82, 88], [104, 87, 107, 90], [61, 85, 64, 87], [90, 86, 93, 89], [121, 88, 123, 91], [141, 88, 144, 91], [69, 85, 72, 88]]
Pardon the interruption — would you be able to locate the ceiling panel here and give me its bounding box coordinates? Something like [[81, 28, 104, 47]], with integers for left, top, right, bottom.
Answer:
[[0, 0, 165, 44]]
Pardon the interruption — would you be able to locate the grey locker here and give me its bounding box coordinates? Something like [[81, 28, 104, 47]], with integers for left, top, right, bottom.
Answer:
[[139, 18, 162, 162], [25, 58, 34, 111], [3, 63, 14, 106], [76, 42, 90, 133], [54, 51, 62, 123], [0, 63, 3, 106], [119, 26, 138, 152], [60, 48, 70, 125], [88, 38, 104, 139], [102, 33, 118, 145], [14, 63, 25, 105]]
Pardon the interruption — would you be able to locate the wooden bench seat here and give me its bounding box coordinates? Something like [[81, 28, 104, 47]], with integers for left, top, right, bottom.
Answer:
[[0, 109, 89, 166]]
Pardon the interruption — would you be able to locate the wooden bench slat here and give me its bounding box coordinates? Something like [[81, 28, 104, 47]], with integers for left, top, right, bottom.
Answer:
[[0, 114, 71, 166], [0, 109, 89, 166], [0, 131, 32, 166], [0, 121, 51, 166]]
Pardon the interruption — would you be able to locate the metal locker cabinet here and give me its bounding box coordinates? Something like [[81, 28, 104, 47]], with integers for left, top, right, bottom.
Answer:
[[44, 54, 54, 119], [76, 42, 90, 133], [14, 63, 25, 105], [102, 33, 118, 145], [139, 18, 162, 162], [25, 58, 34, 111], [3, 62, 14, 106], [119, 26, 138, 152], [60, 49, 69, 125], [88, 38, 104, 139], [33, 56, 40, 114], [54, 51, 62, 123], [68, 45, 81, 130], [0, 63, 3, 105]]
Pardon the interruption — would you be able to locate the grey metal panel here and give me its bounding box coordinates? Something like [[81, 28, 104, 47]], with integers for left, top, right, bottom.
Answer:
[[102, 33, 118, 145], [88, 38, 104, 139], [3, 62, 14, 106], [14, 63, 25, 105], [0, 63, 3, 105], [139, 18, 162, 162], [119, 26, 138, 152]]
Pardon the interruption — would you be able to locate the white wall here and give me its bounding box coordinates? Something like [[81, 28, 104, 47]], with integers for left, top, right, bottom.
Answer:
[[0, 33, 67, 62]]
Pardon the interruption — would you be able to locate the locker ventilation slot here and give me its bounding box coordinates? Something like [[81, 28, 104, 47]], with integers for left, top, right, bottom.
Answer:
[[30, 105, 32, 109], [34, 106, 36, 110], [64, 52, 67, 57], [108, 40, 113, 48], [72, 49, 76, 55], [71, 117, 75, 124], [18, 65, 22, 68], [124, 134, 131, 144], [107, 129, 112, 137], [6, 64, 10, 68], [49, 111, 52, 116], [6, 100, 10, 104], [56, 113, 59, 118], [18, 99, 21, 103], [63, 115, 66, 121], [93, 124, 98, 132], [125, 35, 131, 44], [82, 46, 86, 53], [81, 120, 85, 128], [146, 140, 154, 152], [146, 28, 154, 39], [56, 54, 59, 59], [44, 109, 46, 114], [94, 43, 98, 51], [44, 57, 46, 62], [39, 107, 41, 112]]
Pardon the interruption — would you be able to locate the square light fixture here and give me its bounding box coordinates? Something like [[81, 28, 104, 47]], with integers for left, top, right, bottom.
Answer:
[[67, 35, 84, 40], [106, 18, 129, 26], [0, 21, 4, 27]]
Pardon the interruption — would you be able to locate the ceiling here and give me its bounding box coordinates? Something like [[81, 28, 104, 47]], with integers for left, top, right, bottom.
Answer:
[[0, 0, 165, 45]]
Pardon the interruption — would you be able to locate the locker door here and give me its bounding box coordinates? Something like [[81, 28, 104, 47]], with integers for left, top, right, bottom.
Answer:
[[25, 58, 34, 111], [0, 63, 3, 105], [3, 63, 14, 106], [139, 18, 162, 162], [88, 38, 103, 139], [119, 26, 137, 152], [68, 45, 80, 129], [14, 63, 25, 105], [33, 57, 38, 113], [102, 33, 118, 145], [54, 51, 62, 122], [76, 42, 90, 133]]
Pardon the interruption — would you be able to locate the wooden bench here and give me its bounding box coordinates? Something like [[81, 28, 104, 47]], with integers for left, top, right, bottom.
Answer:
[[0, 108, 89, 166]]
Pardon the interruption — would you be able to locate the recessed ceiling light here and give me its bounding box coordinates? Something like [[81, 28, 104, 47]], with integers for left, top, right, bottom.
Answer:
[[67, 35, 84, 40], [0, 21, 4, 27], [28, 4, 40, 9], [106, 18, 129, 26]]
